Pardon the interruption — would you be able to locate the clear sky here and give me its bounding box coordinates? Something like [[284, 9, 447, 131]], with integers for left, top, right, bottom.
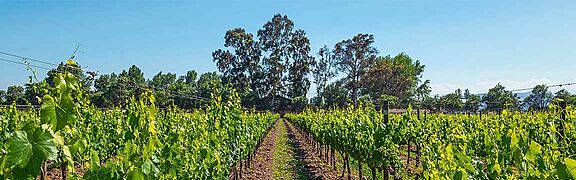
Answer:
[[1, 0, 575, 96]]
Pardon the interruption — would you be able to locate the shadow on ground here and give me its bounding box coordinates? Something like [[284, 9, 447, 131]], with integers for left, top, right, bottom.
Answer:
[[284, 120, 323, 180]]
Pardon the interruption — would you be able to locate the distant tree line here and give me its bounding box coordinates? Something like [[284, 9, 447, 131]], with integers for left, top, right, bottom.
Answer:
[[423, 84, 576, 113], [0, 61, 221, 109]]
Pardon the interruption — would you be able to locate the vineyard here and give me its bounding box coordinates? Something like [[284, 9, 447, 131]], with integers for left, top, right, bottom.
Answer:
[[0, 68, 279, 179], [0, 62, 573, 180], [287, 106, 576, 179]]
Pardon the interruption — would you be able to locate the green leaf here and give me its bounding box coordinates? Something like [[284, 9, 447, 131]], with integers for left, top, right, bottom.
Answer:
[[63, 145, 73, 165], [40, 95, 57, 126], [7, 129, 57, 177], [127, 169, 145, 180], [41, 93, 77, 132], [142, 159, 159, 176], [83, 168, 112, 180], [566, 158, 576, 179], [54, 106, 71, 132], [525, 141, 542, 162], [90, 151, 101, 169], [556, 161, 570, 179], [7, 131, 32, 168]]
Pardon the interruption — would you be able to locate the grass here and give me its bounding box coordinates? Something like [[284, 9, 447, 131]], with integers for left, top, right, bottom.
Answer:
[[272, 120, 295, 179]]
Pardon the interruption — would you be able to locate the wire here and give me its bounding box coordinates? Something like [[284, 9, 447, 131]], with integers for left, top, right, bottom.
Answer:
[[0, 55, 211, 102], [0, 58, 52, 70], [0, 51, 86, 71], [509, 82, 576, 92], [0, 50, 211, 101], [0, 51, 60, 66]]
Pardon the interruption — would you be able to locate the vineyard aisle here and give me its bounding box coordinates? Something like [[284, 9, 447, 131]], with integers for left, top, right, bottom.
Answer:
[[243, 119, 353, 179]]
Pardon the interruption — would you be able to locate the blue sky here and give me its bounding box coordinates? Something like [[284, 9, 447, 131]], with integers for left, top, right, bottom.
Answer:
[[1, 0, 575, 96]]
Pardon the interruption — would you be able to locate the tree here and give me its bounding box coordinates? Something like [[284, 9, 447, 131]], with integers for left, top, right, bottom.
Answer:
[[212, 28, 262, 95], [226, 28, 263, 95], [6, 85, 26, 104], [322, 80, 348, 108], [197, 72, 222, 103], [333, 33, 378, 108], [92, 73, 125, 107], [0, 90, 6, 104], [291, 96, 308, 112], [119, 65, 146, 100], [415, 80, 431, 109], [463, 89, 481, 112], [91, 65, 146, 108], [149, 71, 177, 108], [173, 71, 198, 109], [422, 95, 440, 112], [24, 82, 46, 105], [183, 70, 198, 86], [312, 45, 337, 107], [286, 29, 314, 99], [554, 89, 576, 106], [258, 14, 295, 110], [440, 90, 463, 113], [361, 53, 425, 107], [524, 84, 553, 111], [482, 84, 520, 111]]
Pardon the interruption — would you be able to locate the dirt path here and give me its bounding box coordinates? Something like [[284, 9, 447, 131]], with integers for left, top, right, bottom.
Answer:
[[241, 119, 350, 180], [284, 120, 353, 180], [241, 120, 280, 179]]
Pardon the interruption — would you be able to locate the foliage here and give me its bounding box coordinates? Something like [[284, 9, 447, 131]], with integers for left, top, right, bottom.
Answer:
[[5, 86, 26, 105], [0, 62, 278, 179], [333, 33, 378, 108], [322, 80, 348, 108], [311, 45, 337, 107], [482, 83, 520, 111], [524, 84, 553, 111], [286, 29, 314, 99], [287, 105, 576, 179], [361, 53, 425, 108], [440, 90, 464, 113]]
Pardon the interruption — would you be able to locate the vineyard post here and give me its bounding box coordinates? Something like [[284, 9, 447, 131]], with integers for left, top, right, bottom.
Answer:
[[382, 100, 389, 180], [479, 111, 482, 120], [383, 100, 389, 125], [559, 100, 566, 142], [416, 109, 421, 179]]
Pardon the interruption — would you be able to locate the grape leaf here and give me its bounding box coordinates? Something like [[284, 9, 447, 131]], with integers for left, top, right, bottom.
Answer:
[[7, 129, 57, 177], [566, 158, 576, 179]]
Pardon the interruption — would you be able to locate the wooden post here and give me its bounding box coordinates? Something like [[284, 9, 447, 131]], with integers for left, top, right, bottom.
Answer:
[[383, 100, 389, 125], [382, 101, 389, 180], [359, 160, 363, 180], [479, 111, 482, 120], [559, 101, 566, 142]]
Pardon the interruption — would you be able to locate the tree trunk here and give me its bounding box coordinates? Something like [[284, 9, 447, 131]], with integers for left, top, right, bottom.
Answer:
[[61, 157, 67, 180], [347, 155, 351, 180], [239, 161, 243, 179], [359, 161, 362, 180], [384, 165, 389, 180], [41, 162, 46, 180], [340, 152, 346, 177], [371, 166, 377, 180], [352, 83, 358, 108], [332, 148, 336, 170]]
